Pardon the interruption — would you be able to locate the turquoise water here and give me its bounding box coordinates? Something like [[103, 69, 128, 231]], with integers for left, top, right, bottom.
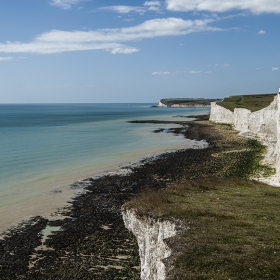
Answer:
[[0, 103, 210, 230]]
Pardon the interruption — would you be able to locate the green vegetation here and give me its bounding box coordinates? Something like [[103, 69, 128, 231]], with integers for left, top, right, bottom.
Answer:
[[160, 98, 220, 107], [212, 137, 274, 179], [217, 93, 276, 112], [124, 121, 278, 279], [129, 177, 280, 279]]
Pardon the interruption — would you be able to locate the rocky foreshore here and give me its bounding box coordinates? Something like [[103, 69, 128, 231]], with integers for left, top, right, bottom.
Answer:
[[0, 114, 258, 279]]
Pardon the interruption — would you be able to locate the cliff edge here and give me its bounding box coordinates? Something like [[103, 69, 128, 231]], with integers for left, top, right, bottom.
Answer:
[[122, 91, 280, 280], [210, 90, 280, 184]]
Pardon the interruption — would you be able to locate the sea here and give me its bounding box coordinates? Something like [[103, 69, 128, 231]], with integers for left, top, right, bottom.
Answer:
[[0, 103, 210, 232]]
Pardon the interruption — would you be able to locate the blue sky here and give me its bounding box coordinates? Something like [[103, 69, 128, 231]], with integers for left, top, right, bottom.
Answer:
[[0, 0, 279, 103]]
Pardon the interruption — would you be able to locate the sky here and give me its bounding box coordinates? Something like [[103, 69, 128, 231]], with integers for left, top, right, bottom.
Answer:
[[0, 0, 279, 103]]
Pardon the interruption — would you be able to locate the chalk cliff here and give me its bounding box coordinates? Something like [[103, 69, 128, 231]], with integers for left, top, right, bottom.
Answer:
[[122, 209, 177, 280], [123, 93, 280, 280], [210, 92, 280, 180], [277, 96, 280, 177]]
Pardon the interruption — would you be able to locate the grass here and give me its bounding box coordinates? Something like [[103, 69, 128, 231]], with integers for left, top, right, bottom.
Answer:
[[216, 93, 276, 112], [196, 122, 275, 180], [123, 121, 279, 279], [213, 137, 274, 179], [125, 178, 280, 279]]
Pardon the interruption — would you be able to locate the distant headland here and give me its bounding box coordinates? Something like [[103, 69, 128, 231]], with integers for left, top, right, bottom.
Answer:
[[156, 98, 221, 107]]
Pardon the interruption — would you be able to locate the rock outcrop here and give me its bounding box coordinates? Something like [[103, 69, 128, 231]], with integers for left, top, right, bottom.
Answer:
[[122, 209, 177, 280], [210, 91, 280, 181]]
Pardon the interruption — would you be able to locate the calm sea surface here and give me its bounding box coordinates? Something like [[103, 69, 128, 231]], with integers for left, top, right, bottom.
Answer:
[[0, 103, 210, 230]]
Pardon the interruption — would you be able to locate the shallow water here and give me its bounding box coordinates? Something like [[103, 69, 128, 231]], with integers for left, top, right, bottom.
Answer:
[[0, 103, 210, 231]]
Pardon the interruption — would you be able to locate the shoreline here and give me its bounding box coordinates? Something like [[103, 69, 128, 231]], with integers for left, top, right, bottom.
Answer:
[[0, 136, 207, 235], [2, 113, 266, 279], [0, 117, 208, 234], [0, 115, 212, 279]]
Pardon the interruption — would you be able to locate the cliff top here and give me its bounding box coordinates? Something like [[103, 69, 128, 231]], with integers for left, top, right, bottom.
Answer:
[[123, 120, 278, 279], [160, 98, 221, 107], [125, 176, 280, 279], [217, 93, 276, 112]]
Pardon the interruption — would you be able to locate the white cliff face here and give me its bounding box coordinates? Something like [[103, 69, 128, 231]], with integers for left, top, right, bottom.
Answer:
[[248, 96, 278, 141], [210, 94, 280, 182], [210, 102, 234, 124], [158, 101, 167, 107], [122, 95, 280, 280], [234, 108, 251, 131], [122, 209, 177, 280], [276, 95, 280, 178]]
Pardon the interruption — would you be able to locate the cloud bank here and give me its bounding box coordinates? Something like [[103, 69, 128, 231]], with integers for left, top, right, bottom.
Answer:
[[0, 18, 221, 54], [166, 0, 280, 14]]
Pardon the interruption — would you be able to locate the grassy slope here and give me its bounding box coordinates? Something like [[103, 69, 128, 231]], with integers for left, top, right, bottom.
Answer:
[[124, 122, 279, 280], [216, 93, 276, 112], [130, 178, 280, 280]]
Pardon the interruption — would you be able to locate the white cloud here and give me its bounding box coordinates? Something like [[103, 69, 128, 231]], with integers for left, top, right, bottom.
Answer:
[[166, 0, 280, 14], [189, 70, 201, 74], [110, 47, 140, 54], [144, 1, 162, 11], [50, 0, 86, 9], [272, 67, 279, 71], [98, 6, 146, 14], [99, 1, 162, 14], [144, 1, 161, 6], [0, 18, 221, 55], [0, 56, 13, 61], [152, 71, 171, 75], [205, 70, 212, 73], [258, 30, 266, 35], [224, 63, 229, 67], [220, 12, 246, 20]]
